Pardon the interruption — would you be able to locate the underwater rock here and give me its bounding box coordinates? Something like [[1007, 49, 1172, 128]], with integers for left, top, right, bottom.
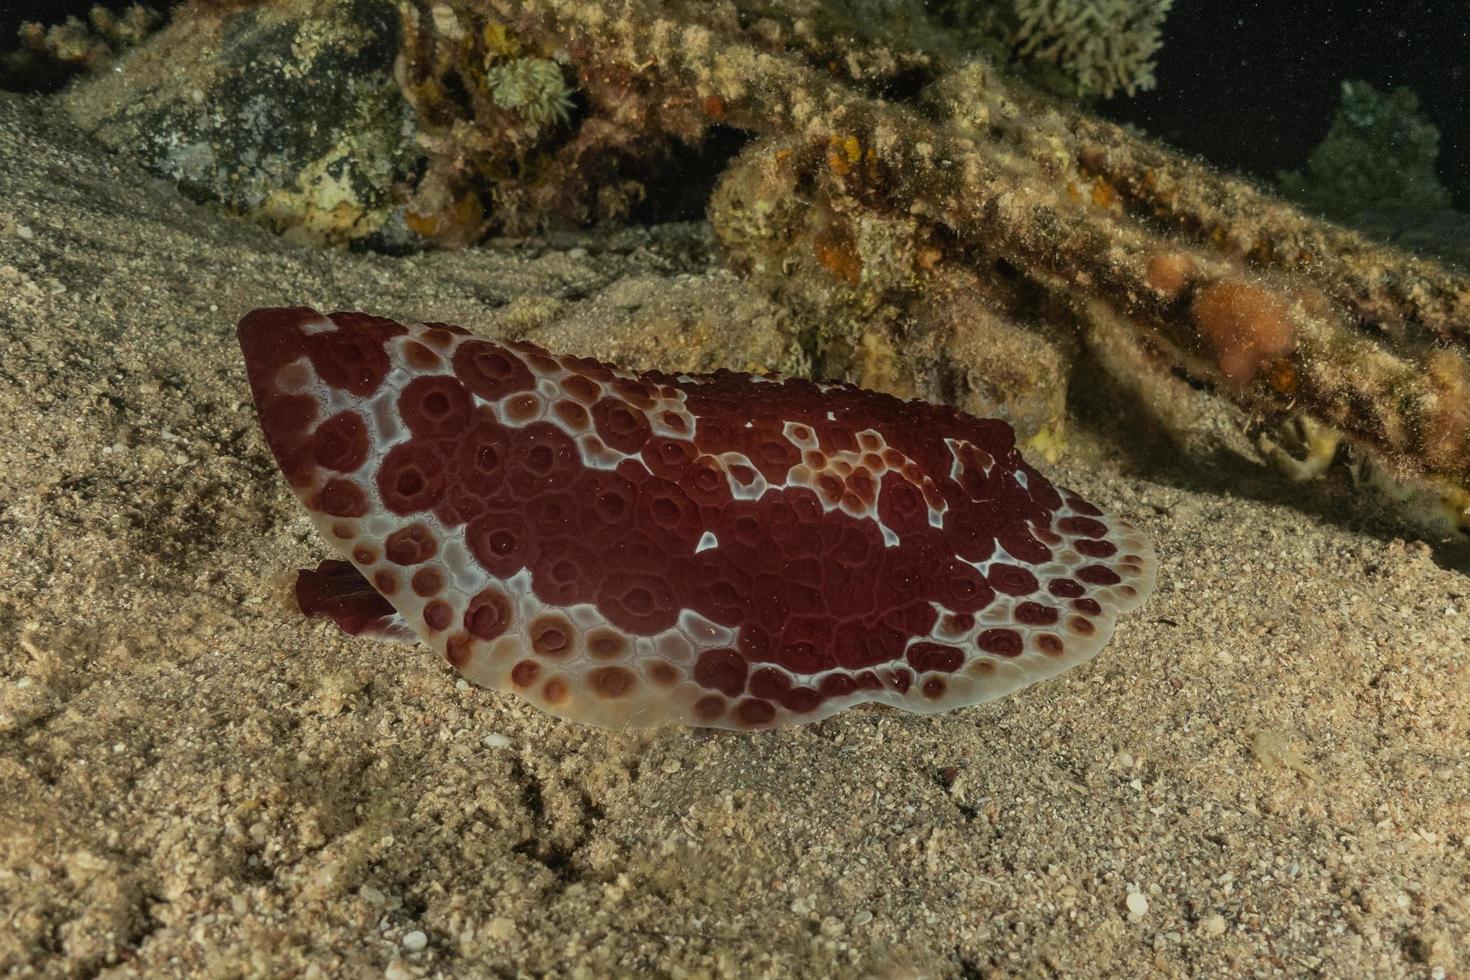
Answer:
[[712, 135, 1071, 443], [61, 0, 418, 248]]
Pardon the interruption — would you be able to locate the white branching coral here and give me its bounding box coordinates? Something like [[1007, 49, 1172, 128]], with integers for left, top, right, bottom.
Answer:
[[1012, 0, 1173, 98], [484, 56, 576, 126]]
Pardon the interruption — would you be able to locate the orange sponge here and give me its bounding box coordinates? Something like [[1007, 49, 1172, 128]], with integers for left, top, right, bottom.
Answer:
[[1145, 251, 1194, 299], [1190, 280, 1296, 386]]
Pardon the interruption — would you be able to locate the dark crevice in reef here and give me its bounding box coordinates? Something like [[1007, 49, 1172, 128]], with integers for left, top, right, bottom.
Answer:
[[872, 63, 940, 105], [630, 125, 754, 226]]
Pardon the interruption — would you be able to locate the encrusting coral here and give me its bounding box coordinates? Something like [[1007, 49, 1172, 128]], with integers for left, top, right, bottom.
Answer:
[[1010, 0, 1173, 98], [709, 133, 1074, 445], [1279, 79, 1452, 224], [58, 0, 1470, 539], [466, 0, 1469, 538], [1276, 79, 1466, 270], [13, 5, 159, 78]]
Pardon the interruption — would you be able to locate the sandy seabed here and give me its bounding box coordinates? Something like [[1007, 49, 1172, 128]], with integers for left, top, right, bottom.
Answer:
[[0, 93, 1466, 978]]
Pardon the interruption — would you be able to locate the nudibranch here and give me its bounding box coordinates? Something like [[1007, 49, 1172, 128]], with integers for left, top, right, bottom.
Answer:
[[238, 307, 1157, 730]]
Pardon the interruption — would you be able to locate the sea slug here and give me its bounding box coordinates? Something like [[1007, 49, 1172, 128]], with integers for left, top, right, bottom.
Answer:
[[238, 307, 1157, 729]]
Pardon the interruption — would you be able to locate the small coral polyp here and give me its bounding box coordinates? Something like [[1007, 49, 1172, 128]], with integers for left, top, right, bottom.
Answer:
[[239, 308, 1157, 730]]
